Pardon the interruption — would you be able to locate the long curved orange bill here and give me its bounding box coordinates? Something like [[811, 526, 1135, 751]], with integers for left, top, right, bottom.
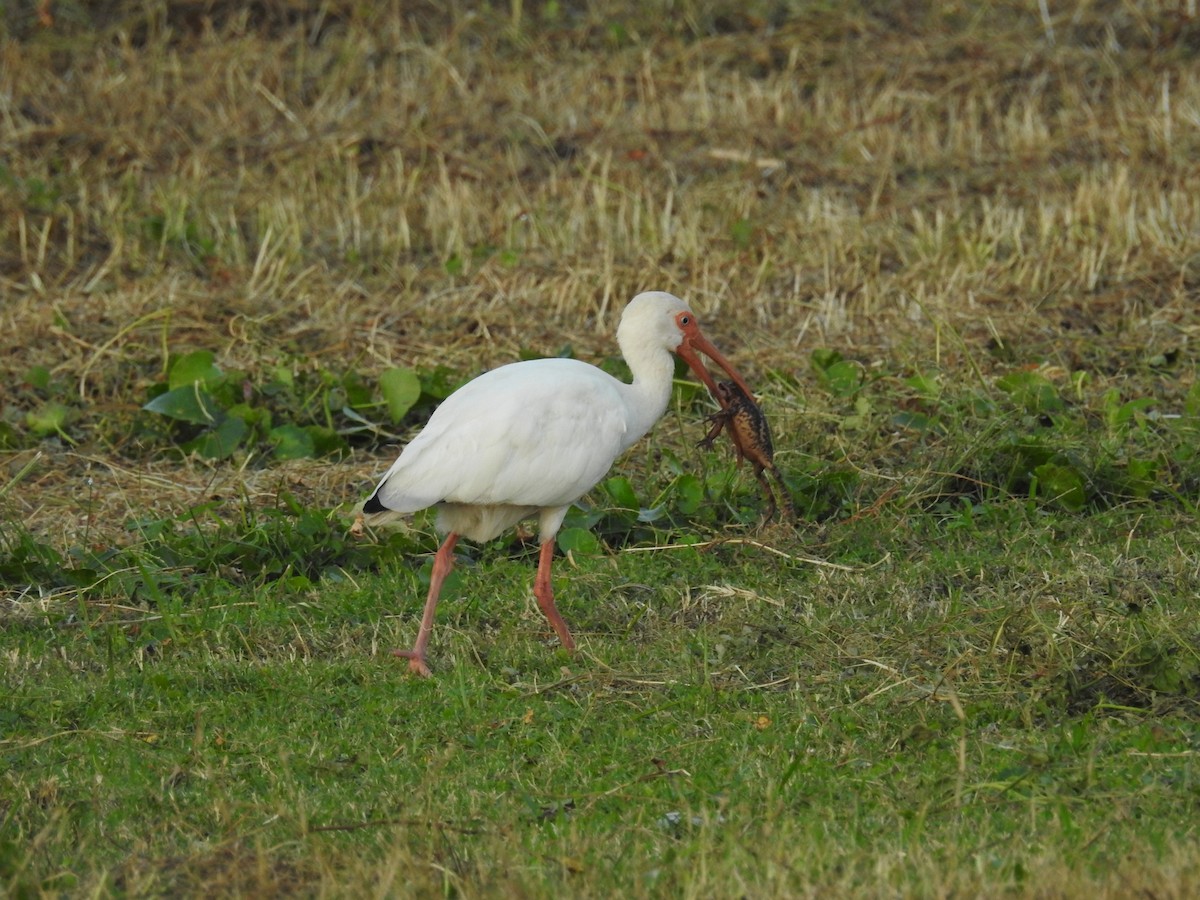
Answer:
[[676, 330, 755, 401]]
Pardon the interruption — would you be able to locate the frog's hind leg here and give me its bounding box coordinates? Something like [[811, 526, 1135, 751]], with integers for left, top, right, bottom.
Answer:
[[767, 465, 797, 521], [753, 464, 778, 522]]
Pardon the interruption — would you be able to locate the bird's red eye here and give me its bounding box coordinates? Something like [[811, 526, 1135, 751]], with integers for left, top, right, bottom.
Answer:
[[679, 314, 691, 326]]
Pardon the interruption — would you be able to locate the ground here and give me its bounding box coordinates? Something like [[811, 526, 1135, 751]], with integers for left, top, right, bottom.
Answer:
[[2, 2, 1199, 896]]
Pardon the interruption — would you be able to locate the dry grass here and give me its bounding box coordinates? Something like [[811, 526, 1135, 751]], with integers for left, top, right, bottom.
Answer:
[[3, 0, 1198, 545], [2, 2, 1200, 896]]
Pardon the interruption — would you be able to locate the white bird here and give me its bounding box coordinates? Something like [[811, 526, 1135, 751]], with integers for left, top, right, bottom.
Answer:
[[361, 291, 753, 676]]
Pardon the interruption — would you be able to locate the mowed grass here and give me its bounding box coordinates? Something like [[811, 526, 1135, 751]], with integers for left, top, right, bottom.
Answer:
[[4, 516, 1199, 896], [3, 1, 1200, 896]]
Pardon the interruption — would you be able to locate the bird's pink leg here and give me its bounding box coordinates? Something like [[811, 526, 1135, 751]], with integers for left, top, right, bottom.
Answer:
[[533, 539, 576, 651], [393, 532, 459, 677]]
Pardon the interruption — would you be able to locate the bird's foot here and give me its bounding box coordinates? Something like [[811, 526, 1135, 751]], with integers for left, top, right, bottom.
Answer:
[[392, 647, 433, 677]]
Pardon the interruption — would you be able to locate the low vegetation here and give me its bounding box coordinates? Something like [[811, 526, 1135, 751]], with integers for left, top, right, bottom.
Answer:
[[2, 1, 1198, 895]]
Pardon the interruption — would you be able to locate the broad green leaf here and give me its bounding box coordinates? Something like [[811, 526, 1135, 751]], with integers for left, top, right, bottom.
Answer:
[[557, 527, 601, 556], [306, 425, 348, 458], [824, 360, 863, 397], [184, 414, 247, 459], [25, 365, 51, 391], [1115, 397, 1156, 427], [143, 385, 223, 425], [730, 217, 754, 249], [891, 411, 942, 434], [659, 449, 685, 477], [810, 348, 843, 372], [227, 402, 269, 431], [25, 402, 68, 436], [60, 566, 101, 589], [419, 366, 466, 401], [672, 473, 704, 515], [1120, 457, 1160, 499], [1186, 382, 1200, 419], [168, 350, 223, 390], [996, 371, 1062, 414], [380, 367, 421, 423], [269, 424, 316, 460], [563, 503, 603, 531], [811, 349, 862, 398], [1032, 462, 1086, 511], [604, 475, 639, 510], [904, 374, 940, 398], [1103, 389, 1155, 430], [1126, 457, 1158, 481], [284, 573, 314, 592], [342, 372, 373, 409]]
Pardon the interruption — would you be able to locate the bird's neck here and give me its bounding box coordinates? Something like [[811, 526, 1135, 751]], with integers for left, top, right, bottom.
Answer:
[[619, 347, 676, 450]]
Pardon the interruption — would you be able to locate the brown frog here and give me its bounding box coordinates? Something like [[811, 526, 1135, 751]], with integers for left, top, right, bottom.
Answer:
[[699, 380, 795, 521]]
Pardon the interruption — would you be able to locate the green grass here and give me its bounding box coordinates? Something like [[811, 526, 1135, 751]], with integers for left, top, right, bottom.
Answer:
[[3, 0, 1200, 895], [5, 487, 1199, 895]]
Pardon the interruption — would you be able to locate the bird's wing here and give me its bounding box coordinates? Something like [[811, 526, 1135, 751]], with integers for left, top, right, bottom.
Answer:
[[370, 359, 631, 513]]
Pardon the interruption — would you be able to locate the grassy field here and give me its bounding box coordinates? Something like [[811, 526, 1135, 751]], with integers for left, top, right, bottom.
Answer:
[[3, 0, 1200, 895]]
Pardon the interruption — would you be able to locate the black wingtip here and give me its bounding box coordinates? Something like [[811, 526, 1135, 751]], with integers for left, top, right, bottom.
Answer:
[[362, 492, 386, 515]]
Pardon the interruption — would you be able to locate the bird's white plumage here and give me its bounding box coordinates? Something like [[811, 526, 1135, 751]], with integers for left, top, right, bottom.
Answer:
[[371, 359, 632, 533], [365, 292, 694, 543], [364, 290, 752, 675]]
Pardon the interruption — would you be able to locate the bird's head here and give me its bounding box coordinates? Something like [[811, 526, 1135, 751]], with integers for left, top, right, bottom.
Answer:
[[620, 291, 755, 400]]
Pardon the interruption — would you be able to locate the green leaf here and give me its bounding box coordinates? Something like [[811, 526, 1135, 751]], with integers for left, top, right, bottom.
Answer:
[[226, 402, 269, 431], [604, 476, 639, 510], [557, 527, 601, 556], [168, 350, 223, 390], [342, 372, 373, 409], [143, 385, 224, 425], [306, 425, 348, 458], [1008, 439, 1056, 472], [1103, 389, 1155, 431], [904, 374, 940, 398], [25, 402, 68, 436], [1126, 457, 1158, 482], [563, 503, 603, 531], [659, 449, 686, 477], [380, 367, 422, 423], [1185, 382, 1200, 419], [25, 365, 51, 392], [185, 415, 248, 459], [811, 349, 862, 398], [996, 371, 1062, 414], [1032, 463, 1086, 511], [891, 411, 943, 434], [810, 348, 843, 372], [60, 566, 101, 589], [1110, 456, 1160, 499], [730, 218, 754, 249], [827, 361, 864, 397], [419, 366, 465, 401], [672, 473, 704, 516], [269, 424, 316, 460]]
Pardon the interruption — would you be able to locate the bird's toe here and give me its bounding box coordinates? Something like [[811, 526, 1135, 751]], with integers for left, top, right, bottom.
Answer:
[[392, 647, 433, 677]]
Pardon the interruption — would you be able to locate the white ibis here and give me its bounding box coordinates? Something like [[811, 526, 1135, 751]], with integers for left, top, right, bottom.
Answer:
[[361, 290, 753, 676]]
